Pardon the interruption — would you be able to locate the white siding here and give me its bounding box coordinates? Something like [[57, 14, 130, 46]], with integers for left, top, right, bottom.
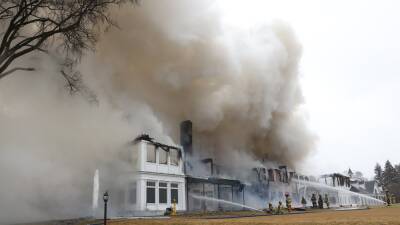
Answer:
[[138, 141, 184, 176], [127, 140, 186, 212], [136, 173, 186, 211]]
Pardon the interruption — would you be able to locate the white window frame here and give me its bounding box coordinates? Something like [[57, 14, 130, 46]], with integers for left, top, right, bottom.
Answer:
[[146, 146, 156, 163], [169, 149, 179, 166], [158, 182, 168, 204], [146, 180, 156, 204], [158, 149, 168, 165], [170, 182, 179, 204]]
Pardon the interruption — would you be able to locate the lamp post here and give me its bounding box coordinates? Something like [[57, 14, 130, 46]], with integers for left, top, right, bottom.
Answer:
[[103, 191, 109, 225]]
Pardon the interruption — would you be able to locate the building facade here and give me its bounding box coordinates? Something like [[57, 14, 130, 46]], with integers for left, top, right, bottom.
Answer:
[[103, 121, 384, 217], [114, 135, 186, 215]]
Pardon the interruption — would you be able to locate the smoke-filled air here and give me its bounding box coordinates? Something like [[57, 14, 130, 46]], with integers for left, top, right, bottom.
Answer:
[[0, 0, 315, 223]]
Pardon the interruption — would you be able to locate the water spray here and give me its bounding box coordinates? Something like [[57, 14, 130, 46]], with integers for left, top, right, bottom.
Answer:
[[92, 169, 99, 216], [190, 194, 263, 212]]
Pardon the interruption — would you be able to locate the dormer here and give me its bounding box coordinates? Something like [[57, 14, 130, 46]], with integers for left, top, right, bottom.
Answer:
[[131, 134, 184, 175]]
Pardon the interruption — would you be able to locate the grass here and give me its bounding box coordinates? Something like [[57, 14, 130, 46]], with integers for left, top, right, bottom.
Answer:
[[108, 205, 400, 225]]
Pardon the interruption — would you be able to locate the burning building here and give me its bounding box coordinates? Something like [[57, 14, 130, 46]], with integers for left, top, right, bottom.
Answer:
[[0, 2, 388, 223], [182, 121, 246, 211], [105, 134, 187, 216], [95, 120, 384, 217]]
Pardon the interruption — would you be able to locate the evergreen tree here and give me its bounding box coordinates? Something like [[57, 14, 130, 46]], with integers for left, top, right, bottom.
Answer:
[[395, 164, 400, 174], [394, 164, 400, 183], [382, 160, 396, 188], [377, 160, 400, 201], [388, 163, 400, 201], [374, 163, 383, 186]]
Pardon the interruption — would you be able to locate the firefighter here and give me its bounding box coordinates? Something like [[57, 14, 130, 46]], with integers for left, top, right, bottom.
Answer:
[[285, 193, 292, 212], [172, 198, 177, 216], [268, 202, 274, 214], [311, 194, 317, 208], [301, 196, 307, 208], [277, 201, 283, 214], [385, 190, 391, 206], [324, 194, 330, 209], [318, 194, 323, 209]]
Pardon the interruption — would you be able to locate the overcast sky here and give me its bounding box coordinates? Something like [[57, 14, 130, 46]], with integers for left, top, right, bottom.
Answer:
[[218, 0, 400, 178]]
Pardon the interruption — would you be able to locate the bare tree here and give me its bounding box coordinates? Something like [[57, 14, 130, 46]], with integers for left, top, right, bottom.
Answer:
[[0, 0, 135, 92]]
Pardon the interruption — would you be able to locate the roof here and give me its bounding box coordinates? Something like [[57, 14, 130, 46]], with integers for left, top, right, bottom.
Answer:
[[365, 181, 376, 194], [350, 186, 370, 195], [320, 173, 350, 179], [186, 176, 243, 187], [134, 134, 154, 143], [348, 168, 353, 175], [133, 134, 181, 151]]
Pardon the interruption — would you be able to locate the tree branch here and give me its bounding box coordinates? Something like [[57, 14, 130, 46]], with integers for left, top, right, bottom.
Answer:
[[0, 66, 34, 79], [0, 0, 136, 95]]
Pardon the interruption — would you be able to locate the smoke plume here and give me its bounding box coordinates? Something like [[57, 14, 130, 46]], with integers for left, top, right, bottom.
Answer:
[[0, 0, 315, 223], [94, 1, 314, 165]]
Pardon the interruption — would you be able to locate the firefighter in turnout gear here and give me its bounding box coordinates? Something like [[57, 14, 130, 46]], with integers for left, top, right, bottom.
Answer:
[[172, 198, 177, 216], [385, 190, 391, 206], [324, 194, 330, 209], [268, 202, 274, 214], [285, 193, 292, 212], [318, 194, 324, 209], [311, 194, 317, 208], [277, 201, 283, 214], [301, 196, 307, 208]]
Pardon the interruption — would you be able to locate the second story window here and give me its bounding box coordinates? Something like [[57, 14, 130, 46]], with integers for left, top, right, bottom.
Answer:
[[261, 168, 267, 181], [147, 146, 156, 163], [268, 169, 275, 182], [170, 149, 179, 166], [159, 149, 168, 164]]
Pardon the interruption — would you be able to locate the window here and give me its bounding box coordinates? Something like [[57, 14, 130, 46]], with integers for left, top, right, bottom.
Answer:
[[129, 182, 136, 204], [276, 170, 282, 182], [146, 181, 156, 203], [159, 149, 168, 164], [268, 169, 275, 181], [159, 182, 167, 204], [261, 168, 267, 181], [171, 183, 179, 203], [147, 146, 156, 163], [170, 149, 179, 166]]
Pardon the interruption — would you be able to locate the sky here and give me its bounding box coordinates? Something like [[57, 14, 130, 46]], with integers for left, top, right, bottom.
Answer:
[[217, 0, 400, 178]]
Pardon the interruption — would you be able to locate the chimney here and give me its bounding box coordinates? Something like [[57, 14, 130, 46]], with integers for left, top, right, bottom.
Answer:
[[180, 120, 192, 156]]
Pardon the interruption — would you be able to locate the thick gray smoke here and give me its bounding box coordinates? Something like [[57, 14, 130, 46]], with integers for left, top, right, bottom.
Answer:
[[0, 0, 315, 223], [95, 1, 315, 165]]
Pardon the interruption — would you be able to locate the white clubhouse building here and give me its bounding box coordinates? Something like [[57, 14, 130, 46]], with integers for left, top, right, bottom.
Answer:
[[96, 121, 383, 217], [119, 134, 186, 213]]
